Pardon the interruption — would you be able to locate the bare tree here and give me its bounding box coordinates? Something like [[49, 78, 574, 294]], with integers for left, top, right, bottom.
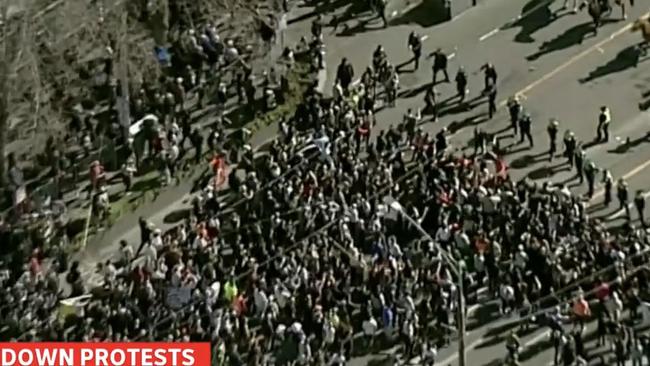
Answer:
[[0, 2, 23, 186]]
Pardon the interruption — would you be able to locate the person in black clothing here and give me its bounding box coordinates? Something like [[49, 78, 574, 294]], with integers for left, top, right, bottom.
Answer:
[[563, 131, 576, 167], [190, 128, 204, 164], [575, 147, 585, 183], [424, 86, 439, 121], [519, 113, 533, 147], [455, 67, 468, 102], [432, 49, 449, 84], [481, 63, 497, 91], [508, 96, 522, 134], [618, 178, 630, 218], [603, 170, 613, 206], [635, 190, 646, 225], [336, 58, 354, 91], [547, 119, 559, 161], [487, 80, 497, 119], [408, 32, 422, 70], [584, 162, 597, 198]]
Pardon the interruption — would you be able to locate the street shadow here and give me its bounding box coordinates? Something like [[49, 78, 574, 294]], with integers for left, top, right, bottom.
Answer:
[[447, 114, 490, 134], [336, 18, 387, 37], [526, 22, 595, 61], [439, 95, 485, 117], [390, 0, 450, 28], [580, 45, 644, 83], [607, 132, 650, 154], [397, 82, 431, 99], [290, 0, 352, 24], [526, 162, 568, 180], [509, 151, 548, 169], [163, 208, 190, 224], [509, 0, 558, 43]]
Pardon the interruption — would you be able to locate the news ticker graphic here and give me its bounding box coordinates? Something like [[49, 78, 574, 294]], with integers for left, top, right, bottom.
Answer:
[[0, 343, 211, 366]]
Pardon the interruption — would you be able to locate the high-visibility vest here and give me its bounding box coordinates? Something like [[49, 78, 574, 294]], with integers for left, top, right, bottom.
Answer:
[[224, 281, 238, 302]]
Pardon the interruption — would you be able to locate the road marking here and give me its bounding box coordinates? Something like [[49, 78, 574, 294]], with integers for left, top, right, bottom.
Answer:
[[524, 330, 550, 348], [498, 12, 649, 108], [479, 28, 500, 42], [479, 0, 558, 42], [591, 158, 650, 201], [437, 335, 487, 366], [449, 52, 456, 60], [420, 35, 429, 41], [597, 47, 605, 53]]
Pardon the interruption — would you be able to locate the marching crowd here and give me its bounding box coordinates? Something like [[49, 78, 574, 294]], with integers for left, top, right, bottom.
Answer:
[[3, 4, 650, 366]]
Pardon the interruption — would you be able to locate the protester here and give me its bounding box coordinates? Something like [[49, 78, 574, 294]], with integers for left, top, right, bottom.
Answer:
[[2, 5, 650, 366]]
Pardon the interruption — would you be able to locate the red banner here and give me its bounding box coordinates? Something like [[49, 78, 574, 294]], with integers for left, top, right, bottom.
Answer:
[[0, 343, 211, 366]]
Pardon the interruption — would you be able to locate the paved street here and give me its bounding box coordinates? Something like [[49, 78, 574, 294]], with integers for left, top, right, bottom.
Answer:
[[74, 0, 650, 363]]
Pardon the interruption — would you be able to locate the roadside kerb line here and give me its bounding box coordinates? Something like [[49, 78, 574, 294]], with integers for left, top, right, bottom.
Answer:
[[499, 12, 649, 109]]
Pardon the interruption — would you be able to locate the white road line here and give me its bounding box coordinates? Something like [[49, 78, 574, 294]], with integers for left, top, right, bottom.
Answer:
[[449, 52, 456, 60], [592, 157, 650, 201], [479, 28, 500, 42], [437, 336, 486, 366], [524, 330, 550, 348], [606, 191, 650, 220], [420, 35, 429, 41]]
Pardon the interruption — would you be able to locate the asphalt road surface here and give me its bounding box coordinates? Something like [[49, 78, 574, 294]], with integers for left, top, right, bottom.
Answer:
[[74, 0, 650, 364]]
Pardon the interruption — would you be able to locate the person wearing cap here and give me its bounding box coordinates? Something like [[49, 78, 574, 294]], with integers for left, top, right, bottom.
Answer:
[[563, 130, 577, 167], [518, 113, 533, 147], [547, 119, 559, 161], [597, 105, 611, 142]]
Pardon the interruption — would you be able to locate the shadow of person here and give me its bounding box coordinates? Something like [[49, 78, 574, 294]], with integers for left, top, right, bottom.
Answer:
[[527, 22, 595, 61], [580, 45, 644, 83], [511, 0, 558, 43]]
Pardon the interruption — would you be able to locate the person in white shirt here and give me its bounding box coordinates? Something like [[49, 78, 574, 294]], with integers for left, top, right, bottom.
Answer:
[[362, 316, 378, 350], [514, 245, 528, 271], [500, 283, 515, 314], [421, 341, 437, 366]]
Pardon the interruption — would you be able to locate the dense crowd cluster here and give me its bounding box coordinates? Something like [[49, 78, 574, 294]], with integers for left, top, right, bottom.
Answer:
[[3, 3, 650, 366]]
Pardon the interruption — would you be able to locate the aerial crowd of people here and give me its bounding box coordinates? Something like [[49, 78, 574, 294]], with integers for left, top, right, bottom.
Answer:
[[2, 2, 650, 366]]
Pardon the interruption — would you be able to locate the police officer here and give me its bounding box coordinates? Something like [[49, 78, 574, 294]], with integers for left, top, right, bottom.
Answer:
[[603, 170, 613, 206], [564, 130, 577, 167], [617, 178, 630, 218], [584, 161, 597, 198], [508, 96, 522, 134], [597, 105, 611, 142], [432, 49, 450, 84], [547, 119, 559, 161], [487, 80, 497, 120], [455, 67, 468, 102], [634, 190, 646, 225], [519, 113, 533, 147], [575, 145, 586, 183], [408, 32, 423, 70]]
